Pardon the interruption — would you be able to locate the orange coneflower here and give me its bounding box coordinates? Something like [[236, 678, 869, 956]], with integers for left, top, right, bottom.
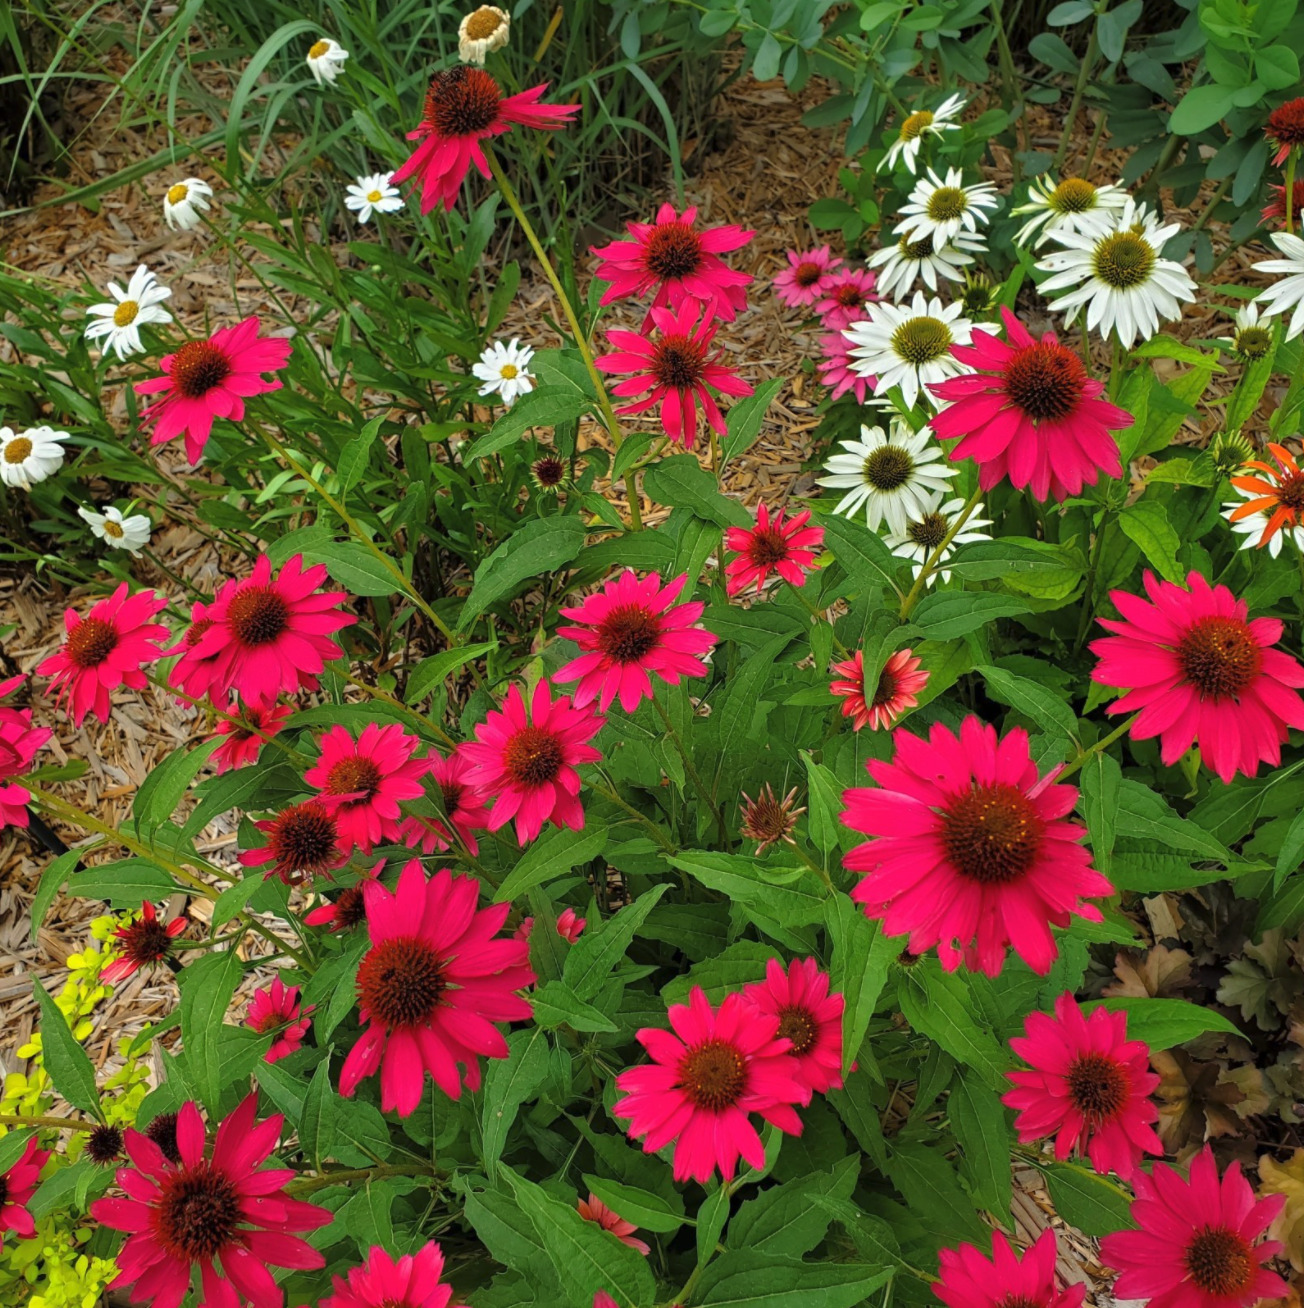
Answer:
[[1228, 442, 1304, 550]]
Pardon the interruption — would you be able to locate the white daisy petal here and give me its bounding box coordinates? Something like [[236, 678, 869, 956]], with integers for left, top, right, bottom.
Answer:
[[0, 426, 70, 490], [474, 337, 536, 408]]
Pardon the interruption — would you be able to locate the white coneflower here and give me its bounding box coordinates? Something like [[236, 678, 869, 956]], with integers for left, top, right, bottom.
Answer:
[[1217, 303, 1274, 360], [0, 426, 69, 490], [84, 265, 173, 360], [78, 505, 152, 555], [1036, 200, 1197, 348], [885, 492, 993, 584], [896, 167, 999, 247], [306, 37, 349, 86], [162, 177, 212, 231], [473, 338, 535, 407], [345, 173, 403, 223], [817, 421, 956, 533], [1012, 176, 1129, 249], [879, 94, 966, 174], [867, 229, 984, 301], [844, 291, 975, 410], [459, 5, 510, 64], [1253, 233, 1304, 340]]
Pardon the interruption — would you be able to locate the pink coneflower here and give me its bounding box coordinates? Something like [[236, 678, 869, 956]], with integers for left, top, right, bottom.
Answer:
[[1266, 97, 1304, 165], [245, 975, 313, 1064], [0, 682, 50, 831], [1090, 571, 1304, 783], [739, 784, 805, 854], [135, 316, 291, 464], [596, 302, 753, 449], [239, 799, 347, 886], [0, 1137, 48, 1249], [724, 504, 824, 597], [578, 1193, 650, 1255], [163, 597, 220, 703], [556, 907, 586, 942], [513, 916, 534, 940], [613, 986, 807, 1184], [555, 570, 717, 713], [392, 67, 579, 213], [208, 700, 292, 774], [1003, 993, 1161, 1180], [190, 554, 355, 708], [304, 722, 428, 853], [103, 902, 187, 984], [592, 202, 753, 325], [814, 267, 878, 331], [91, 1096, 331, 1308], [595, 1296, 619, 1308], [817, 329, 873, 402], [830, 648, 929, 732], [843, 717, 1113, 977], [305, 861, 381, 932], [773, 245, 843, 310], [397, 747, 492, 856], [38, 584, 168, 726], [929, 307, 1131, 501], [935, 1230, 1085, 1308], [340, 861, 534, 1114], [743, 957, 845, 1095], [321, 1242, 453, 1308], [1262, 180, 1304, 226], [461, 678, 604, 845], [1100, 1147, 1286, 1308]]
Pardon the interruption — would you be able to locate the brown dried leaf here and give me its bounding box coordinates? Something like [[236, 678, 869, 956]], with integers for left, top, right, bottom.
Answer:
[[1260, 1150, 1304, 1271], [1105, 944, 1194, 999], [1152, 1048, 1245, 1153]]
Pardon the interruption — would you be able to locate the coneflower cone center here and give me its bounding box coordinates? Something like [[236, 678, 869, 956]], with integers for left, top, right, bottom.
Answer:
[[926, 186, 968, 222], [146, 1113, 182, 1163], [503, 725, 565, 787], [891, 316, 952, 365], [834, 281, 867, 307], [1274, 469, 1304, 513], [532, 455, 566, 487], [171, 341, 231, 398], [679, 1038, 747, 1111], [747, 526, 790, 567], [1004, 342, 1085, 422], [900, 110, 934, 140], [120, 915, 176, 966], [871, 665, 899, 708], [1268, 99, 1304, 148], [227, 586, 290, 646], [942, 782, 1044, 884], [862, 445, 915, 490], [358, 935, 447, 1028], [1236, 326, 1272, 358], [1177, 616, 1261, 700], [1092, 232, 1155, 289], [1184, 1225, 1255, 1297], [270, 804, 339, 873], [652, 335, 707, 390], [794, 261, 823, 287], [899, 233, 936, 260], [156, 1165, 243, 1260], [596, 603, 661, 663], [777, 1005, 817, 1055], [3, 438, 32, 464], [1066, 1051, 1129, 1123], [86, 1124, 124, 1165], [644, 222, 704, 281], [425, 66, 500, 136], [66, 616, 118, 668], [332, 884, 368, 929], [907, 512, 950, 550], [326, 755, 383, 800], [1051, 178, 1097, 213]]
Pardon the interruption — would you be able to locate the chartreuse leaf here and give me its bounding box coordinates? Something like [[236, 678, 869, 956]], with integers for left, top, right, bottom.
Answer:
[[582, 1175, 685, 1234], [32, 977, 102, 1120], [481, 1027, 551, 1175], [179, 950, 242, 1112]]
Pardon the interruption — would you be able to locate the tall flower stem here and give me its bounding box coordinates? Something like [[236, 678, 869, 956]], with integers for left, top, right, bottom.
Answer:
[[1052, 26, 1099, 174], [897, 488, 983, 620], [1287, 151, 1298, 235], [1073, 511, 1111, 653], [485, 147, 643, 531], [790, 584, 850, 656], [650, 695, 728, 847], [0, 1113, 95, 1132], [1056, 713, 1139, 781]]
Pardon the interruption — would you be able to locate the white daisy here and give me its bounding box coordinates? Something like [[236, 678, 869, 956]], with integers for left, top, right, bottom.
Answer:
[[84, 265, 173, 360], [1253, 232, 1304, 341], [885, 492, 993, 585], [306, 37, 349, 86], [1223, 496, 1304, 558], [817, 420, 956, 533], [1036, 200, 1197, 348], [879, 93, 966, 175], [79, 505, 153, 555], [473, 338, 535, 407], [1012, 175, 1129, 249], [0, 426, 69, 490], [843, 291, 975, 411], [1216, 303, 1274, 360], [896, 167, 1000, 247], [345, 173, 403, 224], [459, 5, 510, 64], [867, 229, 985, 301], [162, 177, 212, 231]]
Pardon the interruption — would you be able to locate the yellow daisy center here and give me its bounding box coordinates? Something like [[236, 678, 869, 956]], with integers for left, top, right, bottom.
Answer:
[[366, 189, 383, 203], [103, 519, 124, 539], [466, 7, 505, 40], [1050, 178, 1097, 214], [499, 363, 518, 379], [4, 438, 33, 464], [308, 39, 331, 59], [166, 183, 190, 205], [113, 300, 139, 327]]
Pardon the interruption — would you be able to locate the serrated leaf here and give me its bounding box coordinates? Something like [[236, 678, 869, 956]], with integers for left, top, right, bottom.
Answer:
[[482, 1027, 551, 1175], [300, 1055, 337, 1170], [337, 416, 382, 492], [459, 517, 588, 629], [910, 591, 1032, 639], [1041, 1160, 1134, 1235], [642, 455, 750, 527], [582, 1175, 685, 1234], [695, 1254, 890, 1308], [1080, 750, 1122, 874], [179, 950, 242, 1112], [729, 1157, 859, 1257], [132, 739, 220, 841], [898, 965, 1009, 1089], [978, 664, 1079, 743], [826, 896, 895, 1074], [950, 1071, 1012, 1215], [530, 980, 618, 1032], [67, 858, 176, 906], [1117, 501, 1182, 582], [563, 883, 669, 1001]]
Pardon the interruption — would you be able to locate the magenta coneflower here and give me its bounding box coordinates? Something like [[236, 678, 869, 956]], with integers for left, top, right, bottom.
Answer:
[[1003, 993, 1161, 1179], [245, 975, 313, 1064], [0, 1137, 48, 1249], [1262, 180, 1304, 226], [209, 700, 291, 774], [0, 684, 50, 831], [1266, 97, 1304, 166], [743, 957, 845, 1095], [190, 554, 355, 708], [340, 861, 534, 1114], [321, 1241, 453, 1308], [135, 316, 291, 464], [773, 245, 843, 310], [1090, 571, 1304, 783], [1100, 1147, 1287, 1308], [305, 860, 381, 932], [613, 986, 808, 1184], [37, 584, 168, 726], [935, 1230, 1085, 1308], [239, 799, 347, 886], [578, 1193, 650, 1255], [392, 67, 578, 213], [843, 717, 1113, 976], [555, 569, 717, 713], [397, 747, 492, 856], [592, 202, 754, 325], [103, 902, 187, 984], [830, 648, 929, 732], [596, 302, 753, 450], [929, 307, 1131, 501], [163, 597, 219, 704], [817, 328, 873, 402], [556, 907, 586, 942], [304, 722, 428, 853], [814, 267, 879, 331], [724, 504, 825, 596], [91, 1096, 331, 1308]]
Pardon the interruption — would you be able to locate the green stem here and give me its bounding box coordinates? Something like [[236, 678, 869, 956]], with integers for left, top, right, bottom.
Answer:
[[1082, 107, 1107, 175], [1190, 175, 1232, 236], [651, 695, 728, 847], [1056, 713, 1139, 781], [0, 1113, 95, 1132], [1286, 151, 1298, 236], [286, 1161, 442, 1195], [897, 488, 983, 620], [790, 583, 851, 656], [1052, 26, 1098, 174], [1073, 512, 1111, 653], [989, 0, 1027, 177], [589, 778, 678, 854]]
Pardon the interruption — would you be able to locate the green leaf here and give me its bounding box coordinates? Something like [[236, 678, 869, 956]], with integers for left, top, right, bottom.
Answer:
[[910, 591, 1032, 639], [1041, 1160, 1135, 1235], [132, 739, 221, 840], [696, 1254, 890, 1308], [722, 377, 785, 463], [0, 1130, 37, 1175], [314, 541, 402, 597], [1275, 807, 1304, 892], [337, 416, 382, 492], [299, 1055, 337, 1171], [530, 980, 618, 1033], [1169, 83, 1236, 135], [825, 896, 896, 1074], [30, 848, 81, 942], [406, 641, 497, 705], [821, 513, 904, 596], [1080, 750, 1122, 874], [697, 1186, 731, 1266], [461, 1183, 560, 1291], [582, 1176, 685, 1234], [563, 884, 670, 1001], [950, 1071, 1012, 1215], [68, 858, 176, 906], [211, 874, 268, 930], [729, 1157, 859, 1257], [898, 964, 1009, 1089], [802, 753, 845, 856], [494, 826, 608, 903], [179, 950, 242, 1112], [883, 1141, 986, 1243], [464, 385, 592, 461], [1256, 45, 1299, 90], [671, 851, 828, 928], [642, 455, 751, 527], [662, 940, 778, 1008], [32, 977, 101, 1119], [1114, 779, 1232, 860], [459, 517, 588, 629], [1117, 501, 1183, 583], [978, 664, 1079, 743], [1090, 996, 1242, 1048], [481, 1028, 551, 1175]]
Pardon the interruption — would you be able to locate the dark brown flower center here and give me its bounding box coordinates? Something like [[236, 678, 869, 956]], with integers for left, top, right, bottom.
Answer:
[[226, 586, 290, 646], [440, 780, 466, 814], [146, 1113, 181, 1164], [357, 935, 446, 1029], [1274, 469, 1304, 512], [907, 512, 949, 550], [777, 1005, 817, 1055], [596, 603, 661, 663], [268, 802, 340, 880], [794, 261, 823, 287], [1184, 1226, 1255, 1297], [424, 66, 501, 136], [326, 755, 383, 800], [66, 617, 118, 669], [871, 665, 899, 708], [862, 444, 915, 490], [1066, 1051, 1130, 1124], [118, 914, 178, 967], [170, 341, 231, 399], [942, 782, 1044, 884], [465, 6, 504, 39], [741, 789, 799, 847], [834, 281, 867, 308], [679, 1038, 746, 1111], [332, 884, 368, 929], [185, 617, 215, 648], [1177, 616, 1262, 700], [747, 527, 790, 567], [156, 1164, 243, 1260], [1003, 342, 1086, 422], [86, 1124, 125, 1165], [643, 222, 704, 282], [651, 335, 707, 390], [1268, 98, 1304, 148], [503, 725, 564, 788], [532, 455, 566, 488]]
